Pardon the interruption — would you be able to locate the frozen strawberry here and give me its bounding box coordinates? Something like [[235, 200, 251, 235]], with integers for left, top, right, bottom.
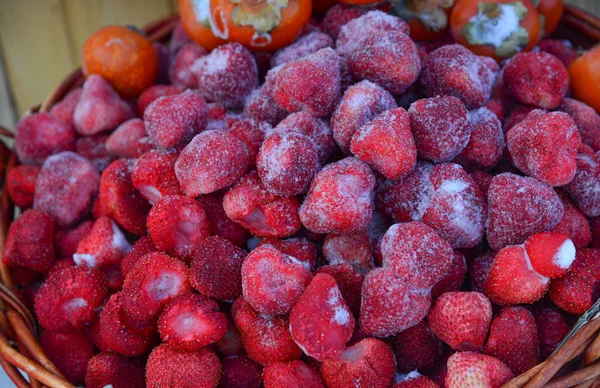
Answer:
[[394, 373, 440, 388], [322, 4, 365, 39], [558, 98, 600, 151], [169, 42, 207, 88], [190, 236, 246, 300], [263, 360, 324, 388], [3, 209, 54, 272], [348, 30, 420, 96], [122, 252, 192, 323], [40, 330, 94, 385], [445, 352, 513, 388], [272, 32, 333, 67], [132, 149, 182, 205], [34, 152, 100, 227], [175, 130, 249, 196], [98, 159, 151, 235], [459, 107, 505, 169], [158, 293, 227, 350], [243, 65, 288, 126], [257, 132, 319, 196], [35, 266, 107, 332], [524, 232, 576, 278], [85, 352, 145, 388], [144, 90, 208, 148], [564, 152, 600, 217], [432, 251, 468, 300], [220, 356, 263, 388], [331, 80, 397, 154], [350, 107, 416, 180], [290, 273, 355, 361], [375, 162, 434, 223], [485, 98, 504, 122], [146, 344, 220, 388], [146, 195, 210, 262], [15, 112, 76, 165], [242, 244, 312, 315], [470, 251, 495, 292], [73, 216, 130, 267], [6, 165, 39, 208], [270, 111, 335, 164], [428, 292, 491, 351], [76, 134, 111, 172], [360, 267, 431, 337], [484, 245, 550, 305], [197, 192, 249, 247], [121, 235, 157, 278], [49, 87, 81, 128], [223, 171, 302, 238], [533, 306, 571, 358], [74, 74, 134, 135], [507, 110, 580, 186], [470, 171, 493, 198], [193, 42, 257, 108], [552, 191, 592, 249], [484, 306, 540, 375], [136, 84, 187, 116], [550, 248, 600, 314], [336, 10, 409, 60], [316, 264, 363, 317], [537, 39, 579, 67], [389, 320, 443, 374], [105, 118, 153, 159], [382, 222, 453, 289], [273, 48, 341, 117], [504, 52, 568, 109], [229, 119, 269, 168], [232, 297, 302, 364], [322, 231, 374, 274], [300, 157, 375, 234], [422, 44, 497, 109], [487, 173, 563, 250], [321, 338, 396, 388], [408, 96, 471, 162], [54, 220, 93, 258], [422, 163, 487, 249]]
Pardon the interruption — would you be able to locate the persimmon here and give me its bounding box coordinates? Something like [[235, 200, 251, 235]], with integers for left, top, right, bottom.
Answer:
[[82, 26, 158, 99], [450, 0, 541, 61], [569, 44, 600, 114], [209, 0, 312, 51], [179, 0, 226, 50], [536, 0, 563, 36]]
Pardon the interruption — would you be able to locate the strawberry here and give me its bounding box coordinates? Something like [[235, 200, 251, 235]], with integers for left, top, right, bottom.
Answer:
[[106, 118, 154, 159], [389, 320, 443, 374], [289, 273, 355, 361], [257, 237, 317, 269], [263, 360, 324, 388], [532, 305, 572, 358], [524, 232, 576, 278], [131, 149, 182, 205], [40, 330, 94, 385], [6, 165, 40, 208], [3, 209, 55, 272], [470, 251, 495, 292], [322, 231, 375, 273], [484, 306, 540, 374], [197, 192, 249, 247], [120, 235, 157, 278], [220, 356, 263, 388], [316, 264, 363, 317], [432, 251, 467, 300], [428, 292, 492, 351], [393, 373, 440, 388], [73, 216, 131, 268], [85, 352, 145, 388], [146, 344, 221, 388], [445, 352, 513, 388]]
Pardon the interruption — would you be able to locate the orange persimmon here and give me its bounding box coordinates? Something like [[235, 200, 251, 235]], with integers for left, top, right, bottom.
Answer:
[[179, 0, 227, 50], [569, 44, 600, 114], [536, 0, 563, 36]]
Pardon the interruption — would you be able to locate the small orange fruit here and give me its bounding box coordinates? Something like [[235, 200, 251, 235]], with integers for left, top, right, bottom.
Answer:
[[569, 44, 600, 114]]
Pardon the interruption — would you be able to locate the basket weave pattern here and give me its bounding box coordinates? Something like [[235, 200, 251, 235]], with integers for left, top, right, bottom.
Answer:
[[0, 7, 598, 388]]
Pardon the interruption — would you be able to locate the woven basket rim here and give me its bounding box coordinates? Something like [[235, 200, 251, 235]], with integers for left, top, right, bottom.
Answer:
[[1, 6, 600, 388]]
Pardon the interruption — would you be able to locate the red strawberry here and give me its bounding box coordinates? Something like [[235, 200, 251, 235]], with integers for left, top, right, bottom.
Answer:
[[106, 118, 154, 159], [3, 209, 55, 272], [484, 307, 540, 375], [470, 251, 495, 292], [320, 338, 396, 388], [524, 232, 576, 278], [532, 306, 572, 358], [131, 149, 182, 205], [6, 165, 40, 208], [257, 237, 317, 269], [389, 319, 443, 374], [432, 251, 467, 300], [120, 235, 157, 278], [40, 330, 94, 385], [54, 220, 93, 259], [322, 231, 374, 273], [73, 216, 131, 268], [263, 360, 324, 388], [146, 344, 221, 388], [551, 190, 592, 249], [316, 264, 363, 317], [484, 245, 550, 305], [394, 373, 440, 388], [220, 355, 263, 388], [427, 292, 492, 351], [85, 352, 145, 388], [197, 192, 249, 247], [445, 352, 513, 388], [289, 273, 355, 361]]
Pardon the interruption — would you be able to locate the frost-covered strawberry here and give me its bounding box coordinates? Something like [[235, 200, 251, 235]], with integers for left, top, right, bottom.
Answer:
[[85, 352, 145, 388], [564, 151, 600, 217], [445, 352, 513, 388], [262, 360, 324, 388], [220, 356, 263, 388], [550, 248, 600, 314], [389, 320, 443, 374], [49, 87, 81, 128], [169, 43, 207, 88], [73, 216, 130, 268], [322, 231, 374, 274], [524, 232, 576, 278], [105, 118, 153, 159], [289, 273, 355, 361], [271, 31, 333, 67], [132, 149, 182, 205], [3, 209, 54, 272], [6, 165, 39, 208], [40, 330, 94, 385], [146, 344, 221, 388], [432, 251, 468, 300], [15, 113, 76, 165], [316, 264, 363, 317], [551, 191, 592, 249]]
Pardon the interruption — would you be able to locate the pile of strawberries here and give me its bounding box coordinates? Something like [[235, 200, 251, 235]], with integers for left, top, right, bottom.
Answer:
[[4, 4, 600, 388]]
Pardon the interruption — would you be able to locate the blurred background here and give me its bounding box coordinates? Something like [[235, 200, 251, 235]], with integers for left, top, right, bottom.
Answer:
[[0, 0, 598, 131]]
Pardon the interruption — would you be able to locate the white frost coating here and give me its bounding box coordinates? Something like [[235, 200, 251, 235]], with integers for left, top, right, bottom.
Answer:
[[437, 180, 469, 196], [191, 0, 210, 24], [103, 385, 114, 388], [147, 272, 184, 300], [73, 253, 97, 267], [553, 239, 576, 269], [111, 221, 132, 254], [327, 288, 350, 326], [395, 371, 422, 383], [62, 298, 88, 314], [466, 4, 522, 48], [283, 253, 310, 270]]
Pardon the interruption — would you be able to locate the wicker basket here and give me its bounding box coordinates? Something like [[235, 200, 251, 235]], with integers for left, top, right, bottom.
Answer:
[[0, 6, 599, 388]]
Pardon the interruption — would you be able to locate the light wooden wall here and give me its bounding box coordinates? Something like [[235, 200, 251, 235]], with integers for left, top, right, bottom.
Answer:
[[0, 0, 598, 130]]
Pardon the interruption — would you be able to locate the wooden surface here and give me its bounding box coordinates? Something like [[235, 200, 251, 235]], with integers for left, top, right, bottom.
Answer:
[[0, 0, 598, 130]]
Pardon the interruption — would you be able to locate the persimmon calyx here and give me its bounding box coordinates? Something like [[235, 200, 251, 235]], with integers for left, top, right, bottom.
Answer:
[[389, 0, 454, 31], [231, 0, 289, 33], [462, 1, 529, 58]]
